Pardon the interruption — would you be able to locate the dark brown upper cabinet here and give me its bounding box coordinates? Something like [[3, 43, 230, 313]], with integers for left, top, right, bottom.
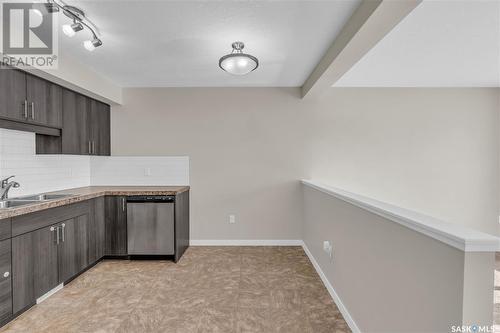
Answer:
[[26, 75, 63, 128], [0, 64, 110, 156], [89, 99, 111, 156], [37, 90, 111, 156], [61, 90, 91, 155], [0, 66, 62, 130], [0, 67, 26, 123]]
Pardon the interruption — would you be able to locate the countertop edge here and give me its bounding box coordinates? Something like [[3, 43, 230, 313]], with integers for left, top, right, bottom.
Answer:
[[0, 186, 190, 220]]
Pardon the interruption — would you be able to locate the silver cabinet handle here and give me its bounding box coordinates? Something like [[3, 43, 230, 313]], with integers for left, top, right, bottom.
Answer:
[[61, 223, 65, 242], [122, 198, 125, 212], [30, 102, 35, 120], [23, 100, 28, 119], [88, 141, 92, 155], [52, 226, 59, 244], [3, 272, 9, 278], [92, 141, 96, 155]]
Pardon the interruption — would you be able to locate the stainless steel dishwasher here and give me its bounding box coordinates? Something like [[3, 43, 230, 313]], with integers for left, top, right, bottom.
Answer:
[[126, 195, 175, 255]]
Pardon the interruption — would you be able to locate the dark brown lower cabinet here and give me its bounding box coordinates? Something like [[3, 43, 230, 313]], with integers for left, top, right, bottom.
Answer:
[[12, 232, 36, 313], [105, 196, 127, 255], [58, 216, 89, 283], [175, 190, 190, 262], [12, 215, 90, 314], [0, 239, 12, 323], [32, 224, 59, 300], [88, 197, 105, 264]]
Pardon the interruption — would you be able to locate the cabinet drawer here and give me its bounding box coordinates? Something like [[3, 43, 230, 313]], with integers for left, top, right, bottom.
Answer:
[[0, 219, 11, 241], [0, 239, 12, 323], [12, 201, 90, 236]]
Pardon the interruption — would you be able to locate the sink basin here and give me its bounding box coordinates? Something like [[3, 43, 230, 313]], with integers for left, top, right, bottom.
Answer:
[[0, 200, 40, 209], [0, 193, 75, 209], [19, 194, 74, 201]]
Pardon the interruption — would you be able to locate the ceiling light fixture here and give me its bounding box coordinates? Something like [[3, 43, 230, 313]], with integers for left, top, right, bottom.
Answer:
[[45, 0, 103, 51], [62, 21, 83, 37], [219, 42, 258, 75]]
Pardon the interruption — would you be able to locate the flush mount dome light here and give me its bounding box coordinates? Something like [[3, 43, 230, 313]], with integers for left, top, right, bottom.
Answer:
[[219, 42, 258, 75]]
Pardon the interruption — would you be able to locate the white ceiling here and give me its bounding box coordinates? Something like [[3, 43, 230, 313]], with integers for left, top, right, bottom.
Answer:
[[58, 0, 361, 87], [335, 0, 500, 87]]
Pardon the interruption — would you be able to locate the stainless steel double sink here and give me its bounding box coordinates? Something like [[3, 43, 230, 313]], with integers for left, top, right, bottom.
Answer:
[[0, 194, 74, 209]]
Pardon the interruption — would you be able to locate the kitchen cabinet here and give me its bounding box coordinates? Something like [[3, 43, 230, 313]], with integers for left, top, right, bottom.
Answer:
[[11, 205, 91, 314], [12, 231, 36, 313], [89, 99, 111, 156], [58, 216, 89, 282], [61, 90, 90, 155], [26, 74, 63, 128], [88, 197, 105, 265], [32, 225, 59, 301], [0, 66, 62, 129], [105, 196, 127, 256], [0, 66, 26, 123], [37, 90, 111, 156], [12, 223, 60, 313], [0, 65, 111, 154], [0, 239, 12, 324], [0, 219, 11, 241], [174, 190, 190, 262]]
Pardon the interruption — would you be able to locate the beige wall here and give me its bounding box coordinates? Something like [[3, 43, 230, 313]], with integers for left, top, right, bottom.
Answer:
[[302, 184, 494, 331], [111, 88, 499, 239]]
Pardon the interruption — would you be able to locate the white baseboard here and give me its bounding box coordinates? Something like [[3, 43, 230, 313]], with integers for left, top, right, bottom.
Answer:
[[301, 242, 361, 333], [36, 283, 63, 304], [190, 239, 303, 246]]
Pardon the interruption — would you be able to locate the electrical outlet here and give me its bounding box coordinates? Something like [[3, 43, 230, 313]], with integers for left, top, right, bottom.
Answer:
[[144, 167, 151, 176], [229, 215, 236, 224], [323, 241, 333, 259]]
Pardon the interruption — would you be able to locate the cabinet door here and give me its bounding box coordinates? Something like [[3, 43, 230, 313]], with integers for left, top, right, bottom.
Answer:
[[174, 190, 190, 262], [89, 100, 110, 156], [0, 239, 12, 323], [58, 215, 89, 282], [26, 75, 62, 128], [12, 225, 58, 313], [61, 90, 90, 155], [88, 197, 105, 264], [0, 66, 27, 122], [105, 196, 127, 255]]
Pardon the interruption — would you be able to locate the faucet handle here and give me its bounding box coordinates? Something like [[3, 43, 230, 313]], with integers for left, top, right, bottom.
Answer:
[[1, 176, 15, 187]]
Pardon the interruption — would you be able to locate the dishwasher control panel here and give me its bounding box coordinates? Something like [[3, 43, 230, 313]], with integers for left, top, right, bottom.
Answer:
[[127, 195, 175, 203]]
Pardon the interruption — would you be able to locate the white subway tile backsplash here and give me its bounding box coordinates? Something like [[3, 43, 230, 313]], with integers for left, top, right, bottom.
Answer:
[[0, 129, 90, 197], [0, 128, 189, 197], [90, 156, 189, 186]]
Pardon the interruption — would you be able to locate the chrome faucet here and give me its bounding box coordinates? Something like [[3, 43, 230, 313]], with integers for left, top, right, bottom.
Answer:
[[0, 176, 20, 200]]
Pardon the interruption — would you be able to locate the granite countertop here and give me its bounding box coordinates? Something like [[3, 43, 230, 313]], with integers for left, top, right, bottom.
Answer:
[[0, 186, 190, 220]]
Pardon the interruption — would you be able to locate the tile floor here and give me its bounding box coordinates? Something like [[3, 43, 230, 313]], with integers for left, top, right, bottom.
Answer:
[[1, 246, 350, 333]]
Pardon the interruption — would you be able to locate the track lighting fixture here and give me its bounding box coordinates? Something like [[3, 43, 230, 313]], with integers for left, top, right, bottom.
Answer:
[[45, 0, 103, 51]]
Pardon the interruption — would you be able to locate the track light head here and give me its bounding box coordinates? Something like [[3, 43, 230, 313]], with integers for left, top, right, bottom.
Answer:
[[62, 22, 83, 37], [83, 37, 102, 52]]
